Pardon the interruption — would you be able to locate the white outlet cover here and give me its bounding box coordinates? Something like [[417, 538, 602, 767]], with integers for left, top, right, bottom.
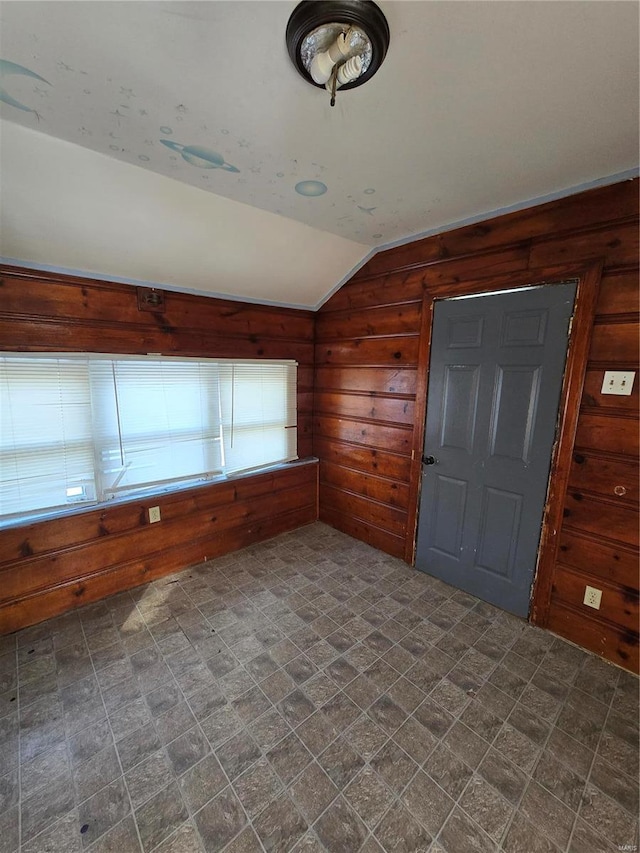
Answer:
[[583, 585, 602, 609], [601, 371, 635, 396]]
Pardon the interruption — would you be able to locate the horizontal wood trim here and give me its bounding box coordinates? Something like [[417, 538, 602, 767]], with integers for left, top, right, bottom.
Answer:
[[552, 564, 638, 633], [546, 599, 638, 673], [574, 412, 639, 457], [314, 336, 420, 367], [314, 415, 413, 456], [0, 273, 315, 340], [319, 484, 407, 538], [355, 180, 639, 278], [314, 391, 415, 426], [319, 460, 410, 510], [319, 507, 405, 558], [581, 369, 639, 412], [0, 319, 314, 362], [569, 452, 639, 505], [528, 222, 639, 269], [563, 492, 638, 548], [588, 321, 639, 365], [596, 269, 639, 316], [315, 302, 421, 340], [558, 530, 638, 589], [319, 270, 425, 313], [0, 504, 318, 635], [315, 367, 417, 396], [312, 437, 412, 481], [421, 245, 530, 288]]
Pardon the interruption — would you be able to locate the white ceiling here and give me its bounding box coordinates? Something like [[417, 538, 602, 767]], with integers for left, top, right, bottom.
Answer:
[[1, 1, 638, 308]]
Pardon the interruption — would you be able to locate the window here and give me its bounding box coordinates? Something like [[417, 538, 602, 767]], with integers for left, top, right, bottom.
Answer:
[[0, 354, 297, 522]]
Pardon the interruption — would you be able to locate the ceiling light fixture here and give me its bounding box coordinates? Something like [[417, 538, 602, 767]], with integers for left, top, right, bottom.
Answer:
[[286, 0, 390, 107]]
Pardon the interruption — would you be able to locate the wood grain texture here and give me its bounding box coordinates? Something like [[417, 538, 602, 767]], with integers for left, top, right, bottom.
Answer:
[[589, 321, 639, 365], [574, 412, 638, 458], [569, 453, 639, 504], [312, 437, 412, 481], [0, 464, 318, 634], [563, 492, 638, 548], [1, 503, 317, 635], [557, 530, 638, 588], [0, 468, 317, 599], [595, 268, 639, 316], [319, 460, 410, 509], [420, 245, 530, 288], [318, 270, 425, 312], [313, 415, 413, 455], [528, 222, 639, 269], [0, 265, 318, 634], [315, 367, 417, 396], [314, 302, 422, 340], [547, 600, 638, 672], [315, 178, 639, 672], [319, 506, 405, 558], [314, 391, 415, 425], [358, 179, 638, 278], [314, 336, 420, 366], [552, 564, 638, 633]]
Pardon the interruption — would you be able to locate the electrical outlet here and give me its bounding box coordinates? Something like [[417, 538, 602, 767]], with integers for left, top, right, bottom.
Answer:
[[148, 506, 161, 524], [583, 585, 602, 610]]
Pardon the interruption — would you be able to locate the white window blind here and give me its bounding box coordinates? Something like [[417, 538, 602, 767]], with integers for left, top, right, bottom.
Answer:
[[0, 357, 96, 516], [90, 359, 224, 497], [0, 354, 297, 522], [219, 362, 298, 474]]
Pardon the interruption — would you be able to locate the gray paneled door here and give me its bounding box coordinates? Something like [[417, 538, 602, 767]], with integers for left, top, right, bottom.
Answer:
[[415, 282, 577, 617]]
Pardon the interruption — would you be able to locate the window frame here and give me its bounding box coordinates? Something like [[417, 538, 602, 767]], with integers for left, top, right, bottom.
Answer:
[[0, 352, 298, 528]]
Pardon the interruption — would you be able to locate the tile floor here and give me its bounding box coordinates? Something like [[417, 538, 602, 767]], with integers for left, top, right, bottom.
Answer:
[[0, 522, 638, 853]]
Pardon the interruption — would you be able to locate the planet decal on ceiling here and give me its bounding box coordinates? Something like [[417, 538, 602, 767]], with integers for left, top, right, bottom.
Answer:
[[159, 139, 239, 172], [295, 180, 327, 197], [0, 59, 50, 114]]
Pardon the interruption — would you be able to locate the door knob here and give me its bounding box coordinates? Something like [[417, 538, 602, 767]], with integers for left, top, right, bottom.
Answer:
[[422, 455, 437, 465]]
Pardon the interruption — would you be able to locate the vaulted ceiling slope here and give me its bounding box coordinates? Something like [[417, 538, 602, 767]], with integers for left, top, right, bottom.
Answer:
[[1, 1, 638, 308]]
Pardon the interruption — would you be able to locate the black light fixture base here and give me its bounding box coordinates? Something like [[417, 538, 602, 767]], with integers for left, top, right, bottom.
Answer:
[[286, 0, 390, 91]]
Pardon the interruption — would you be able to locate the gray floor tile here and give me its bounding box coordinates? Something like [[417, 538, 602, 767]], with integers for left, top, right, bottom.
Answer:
[[374, 801, 431, 853], [194, 786, 247, 852], [2, 523, 637, 853], [135, 782, 188, 852], [77, 777, 130, 849], [126, 749, 175, 809], [315, 796, 367, 853]]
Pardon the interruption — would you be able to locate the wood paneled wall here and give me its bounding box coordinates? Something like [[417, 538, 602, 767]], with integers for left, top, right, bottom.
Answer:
[[0, 266, 318, 633], [314, 178, 639, 671]]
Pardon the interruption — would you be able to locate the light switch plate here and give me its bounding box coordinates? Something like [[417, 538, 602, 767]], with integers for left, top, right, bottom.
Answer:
[[601, 371, 635, 396]]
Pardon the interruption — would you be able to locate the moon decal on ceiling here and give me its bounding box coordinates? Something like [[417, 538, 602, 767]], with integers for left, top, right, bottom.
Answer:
[[0, 59, 50, 114], [159, 139, 239, 172], [295, 180, 327, 197]]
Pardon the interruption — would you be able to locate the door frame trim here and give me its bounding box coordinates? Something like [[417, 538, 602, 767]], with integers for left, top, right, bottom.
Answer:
[[406, 260, 603, 625]]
